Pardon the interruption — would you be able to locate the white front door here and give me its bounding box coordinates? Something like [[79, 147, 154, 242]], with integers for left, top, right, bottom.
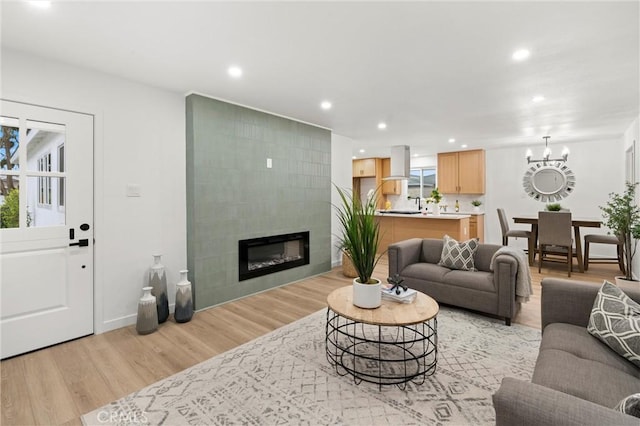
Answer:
[[0, 100, 94, 359]]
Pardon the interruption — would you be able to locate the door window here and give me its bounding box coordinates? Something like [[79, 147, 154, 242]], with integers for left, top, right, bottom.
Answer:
[[0, 117, 66, 228], [0, 117, 20, 228]]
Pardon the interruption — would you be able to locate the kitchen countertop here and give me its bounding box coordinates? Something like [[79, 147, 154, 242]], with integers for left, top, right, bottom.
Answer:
[[375, 211, 471, 219], [442, 211, 484, 216]]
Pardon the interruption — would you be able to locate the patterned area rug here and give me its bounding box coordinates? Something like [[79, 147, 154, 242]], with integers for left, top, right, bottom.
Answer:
[[82, 306, 540, 425]]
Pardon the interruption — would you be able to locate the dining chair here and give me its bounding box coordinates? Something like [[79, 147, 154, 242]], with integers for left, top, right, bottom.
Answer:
[[497, 208, 533, 260], [497, 208, 532, 245], [583, 233, 625, 273], [538, 211, 575, 277]]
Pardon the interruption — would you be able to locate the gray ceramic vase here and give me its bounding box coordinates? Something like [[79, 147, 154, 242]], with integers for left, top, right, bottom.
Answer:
[[149, 254, 169, 323], [174, 269, 194, 323], [136, 287, 158, 335]]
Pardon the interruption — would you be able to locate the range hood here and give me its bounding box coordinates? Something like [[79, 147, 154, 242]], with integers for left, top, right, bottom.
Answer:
[[383, 145, 410, 180]]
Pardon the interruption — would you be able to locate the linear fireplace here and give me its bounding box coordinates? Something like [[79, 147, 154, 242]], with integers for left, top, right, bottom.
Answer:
[[238, 231, 310, 281]]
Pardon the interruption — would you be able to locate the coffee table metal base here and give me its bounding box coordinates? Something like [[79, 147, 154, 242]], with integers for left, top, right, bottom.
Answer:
[[325, 308, 437, 390]]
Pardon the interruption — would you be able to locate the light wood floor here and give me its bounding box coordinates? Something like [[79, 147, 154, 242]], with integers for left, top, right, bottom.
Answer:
[[1, 256, 620, 426]]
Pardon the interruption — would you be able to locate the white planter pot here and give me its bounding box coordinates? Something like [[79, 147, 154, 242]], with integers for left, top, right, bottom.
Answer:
[[614, 276, 639, 289], [352, 278, 382, 309], [473, 206, 480, 212], [431, 203, 440, 216]]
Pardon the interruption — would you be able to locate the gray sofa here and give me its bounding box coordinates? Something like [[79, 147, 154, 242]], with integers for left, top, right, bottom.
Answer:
[[388, 238, 520, 325], [493, 278, 640, 426]]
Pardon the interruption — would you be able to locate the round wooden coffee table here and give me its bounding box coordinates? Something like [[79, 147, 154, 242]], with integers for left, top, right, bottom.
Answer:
[[325, 286, 439, 389]]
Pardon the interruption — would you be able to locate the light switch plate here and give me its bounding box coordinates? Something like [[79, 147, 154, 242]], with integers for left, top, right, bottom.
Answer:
[[126, 184, 141, 197], [267, 158, 272, 168]]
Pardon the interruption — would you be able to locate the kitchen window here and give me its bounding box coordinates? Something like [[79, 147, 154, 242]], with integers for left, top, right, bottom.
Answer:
[[408, 167, 436, 199]]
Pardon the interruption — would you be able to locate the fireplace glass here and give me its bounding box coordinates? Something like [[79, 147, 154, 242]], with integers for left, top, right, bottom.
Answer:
[[239, 231, 310, 281]]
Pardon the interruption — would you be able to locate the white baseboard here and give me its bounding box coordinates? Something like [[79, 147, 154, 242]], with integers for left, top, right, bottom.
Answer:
[[97, 303, 176, 334], [99, 314, 136, 333]]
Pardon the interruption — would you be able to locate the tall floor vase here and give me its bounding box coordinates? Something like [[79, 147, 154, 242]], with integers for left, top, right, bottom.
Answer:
[[149, 254, 169, 324], [136, 287, 158, 335], [174, 270, 194, 323]]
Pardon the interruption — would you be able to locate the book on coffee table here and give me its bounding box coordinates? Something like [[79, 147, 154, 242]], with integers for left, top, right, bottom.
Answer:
[[381, 284, 417, 304]]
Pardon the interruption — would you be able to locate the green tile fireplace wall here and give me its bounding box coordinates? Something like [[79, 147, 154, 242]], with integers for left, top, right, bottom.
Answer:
[[186, 94, 332, 309]]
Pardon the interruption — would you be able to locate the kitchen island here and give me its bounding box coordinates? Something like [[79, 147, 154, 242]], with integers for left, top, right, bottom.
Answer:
[[375, 212, 471, 253]]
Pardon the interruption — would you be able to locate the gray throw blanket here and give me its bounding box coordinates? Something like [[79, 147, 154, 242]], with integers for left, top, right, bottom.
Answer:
[[490, 246, 533, 303]]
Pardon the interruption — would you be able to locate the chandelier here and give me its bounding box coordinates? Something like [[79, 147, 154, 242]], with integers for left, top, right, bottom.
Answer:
[[525, 136, 569, 164]]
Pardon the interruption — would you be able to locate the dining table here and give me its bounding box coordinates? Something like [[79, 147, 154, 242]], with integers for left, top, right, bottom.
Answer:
[[512, 215, 602, 273]]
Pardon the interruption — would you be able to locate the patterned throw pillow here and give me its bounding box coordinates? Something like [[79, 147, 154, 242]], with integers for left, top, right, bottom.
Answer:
[[614, 393, 640, 418], [437, 234, 479, 271], [587, 281, 640, 368]]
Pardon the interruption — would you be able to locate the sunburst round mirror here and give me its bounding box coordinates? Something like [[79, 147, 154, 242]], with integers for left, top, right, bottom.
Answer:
[[523, 162, 576, 202]]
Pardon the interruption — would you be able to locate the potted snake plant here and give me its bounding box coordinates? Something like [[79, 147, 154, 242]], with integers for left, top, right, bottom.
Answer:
[[600, 182, 640, 283], [334, 185, 384, 308]]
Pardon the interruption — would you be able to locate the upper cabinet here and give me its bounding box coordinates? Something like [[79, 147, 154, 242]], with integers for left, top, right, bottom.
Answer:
[[437, 149, 485, 194], [381, 158, 401, 195], [352, 157, 385, 209], [352, 158, 377, 177], [437, 152, 459, 193]]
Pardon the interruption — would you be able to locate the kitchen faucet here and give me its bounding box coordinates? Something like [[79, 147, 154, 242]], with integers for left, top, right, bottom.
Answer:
[[408, 196, 421, 211]]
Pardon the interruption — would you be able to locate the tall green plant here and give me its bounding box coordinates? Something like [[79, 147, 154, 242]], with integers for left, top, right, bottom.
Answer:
[[600, 182, 640, 281], [334, 185, 384, 284]]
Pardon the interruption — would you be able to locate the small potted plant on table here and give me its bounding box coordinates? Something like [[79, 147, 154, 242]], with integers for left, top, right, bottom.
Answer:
[[471, 200, 482, 212], [600, 182, 640, 284], [545, 203, 563, 212], [334, 185, 384, 308]]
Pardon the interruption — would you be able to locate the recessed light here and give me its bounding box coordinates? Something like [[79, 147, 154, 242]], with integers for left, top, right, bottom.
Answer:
[[352, 156, 357, 159], [320, 101, 332, 110], [461, 144, 468, 148], [359, 149, 365, 153], [512, 49, 530, 61], [448, 138, 455, 143], [532, 95, 545, 103], [27, 1, 51, 8], [413, 154, 419, 157], [377, 122, 387, 130], [227, 66, 243, 78]]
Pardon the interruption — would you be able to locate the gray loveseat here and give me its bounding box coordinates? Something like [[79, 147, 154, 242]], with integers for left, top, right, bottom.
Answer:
[[493, 278, 640, 425], [388, 238, 520, 325]]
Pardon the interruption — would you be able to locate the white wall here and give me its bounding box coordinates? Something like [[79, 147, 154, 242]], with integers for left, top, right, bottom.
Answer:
[[2, 49, 186, 333], [330, 134, 353, 266], [624, 115, 640, 278], [411, 156, 437, 169], [484, 138, 626, 258]]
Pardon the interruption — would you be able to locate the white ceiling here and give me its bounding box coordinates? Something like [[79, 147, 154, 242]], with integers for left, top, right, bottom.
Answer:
[[2, 1, 638, 158]]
